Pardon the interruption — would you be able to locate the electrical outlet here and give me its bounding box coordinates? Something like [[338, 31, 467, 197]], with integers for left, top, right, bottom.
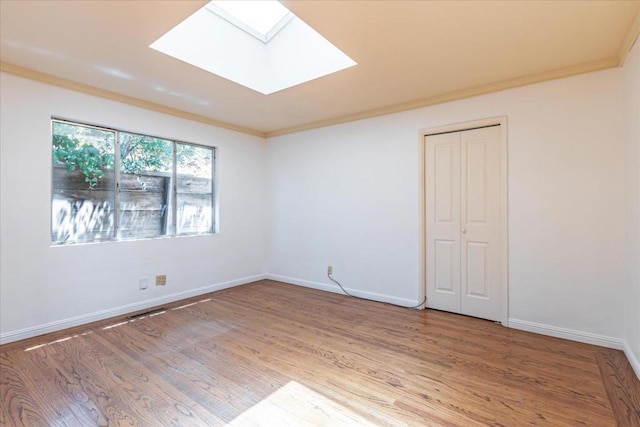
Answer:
[[327, 266, 333, 275], [139, 278, 148, 290], [156, 275, 167, 286]]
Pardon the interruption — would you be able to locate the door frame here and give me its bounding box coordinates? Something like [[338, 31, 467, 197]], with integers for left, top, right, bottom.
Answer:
[[419, 116, 509, 326]]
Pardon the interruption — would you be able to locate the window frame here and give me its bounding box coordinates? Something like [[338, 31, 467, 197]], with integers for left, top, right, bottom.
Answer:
[[51, 118, 217, 245]]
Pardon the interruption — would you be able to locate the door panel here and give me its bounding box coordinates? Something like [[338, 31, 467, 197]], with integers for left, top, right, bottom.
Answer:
[[465, 140, 486, 223], [460, 126, 501, 321], [435, 144, 455, 223], [465, 241, 488, 298], [426, 125, 501, 322], [426, 132, 460, 313], [434, 239, 456, 293]]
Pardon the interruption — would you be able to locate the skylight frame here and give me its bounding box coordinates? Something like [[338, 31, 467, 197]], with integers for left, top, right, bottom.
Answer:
[[205, 2, 294, 44]]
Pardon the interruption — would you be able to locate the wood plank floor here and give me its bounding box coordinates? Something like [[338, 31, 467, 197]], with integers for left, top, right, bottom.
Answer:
[[1, 280, 638, 426]]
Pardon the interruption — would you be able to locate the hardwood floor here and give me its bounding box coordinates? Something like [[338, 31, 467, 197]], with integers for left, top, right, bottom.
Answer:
[[597, 350, 640, 426], [1, 280, 638, 426]]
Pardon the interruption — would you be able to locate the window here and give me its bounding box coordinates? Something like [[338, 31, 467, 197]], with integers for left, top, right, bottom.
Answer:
[[52, 121, 116, 243], [52, 119, 215, 244]]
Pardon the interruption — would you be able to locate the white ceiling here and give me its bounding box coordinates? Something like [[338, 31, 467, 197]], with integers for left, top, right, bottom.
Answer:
[[1, 1, 639, 137]]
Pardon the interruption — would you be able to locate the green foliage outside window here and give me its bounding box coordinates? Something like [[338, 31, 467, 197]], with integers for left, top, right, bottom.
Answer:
[[52, 133, 114, 188], [52, 122, 210, 188], [52, 122, 115, 188], [120, 133, 172, 175]]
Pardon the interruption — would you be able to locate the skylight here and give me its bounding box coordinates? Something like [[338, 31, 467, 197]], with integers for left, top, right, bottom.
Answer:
[[150, 1, 357, 95], [206, 1, 292, 43]]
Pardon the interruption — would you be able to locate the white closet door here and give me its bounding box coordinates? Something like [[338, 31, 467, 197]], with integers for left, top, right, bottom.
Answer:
[[425, 126, 502, 322], [459, 126, 501, 321], [425, 132, 461, 313]]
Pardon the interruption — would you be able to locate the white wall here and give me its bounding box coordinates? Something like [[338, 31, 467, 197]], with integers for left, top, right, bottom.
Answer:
[[623, 38, 640, 376], [267, 67, 627, 344], [0, 73, 268, 343]]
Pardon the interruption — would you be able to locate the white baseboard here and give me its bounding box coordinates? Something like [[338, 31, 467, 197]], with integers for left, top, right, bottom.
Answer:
[[508, 318, 625, 350], [0, 274, 267, 345], [623, 340, 640, 380], [266, 273, 422, 308]]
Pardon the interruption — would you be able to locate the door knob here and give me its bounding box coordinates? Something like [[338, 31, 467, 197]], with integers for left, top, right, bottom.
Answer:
[[461, 227, 467, 233]]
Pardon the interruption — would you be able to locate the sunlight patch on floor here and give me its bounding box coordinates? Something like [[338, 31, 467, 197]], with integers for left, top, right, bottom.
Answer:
[[24, 331, 93, 352], [227, 381, 377, 426]]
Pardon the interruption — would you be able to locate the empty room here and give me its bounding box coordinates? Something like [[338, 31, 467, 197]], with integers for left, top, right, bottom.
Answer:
[[1, 0, 639, 425]]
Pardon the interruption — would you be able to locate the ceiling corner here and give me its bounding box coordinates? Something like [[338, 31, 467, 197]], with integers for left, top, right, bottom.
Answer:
[[618, 8, 640, 66]]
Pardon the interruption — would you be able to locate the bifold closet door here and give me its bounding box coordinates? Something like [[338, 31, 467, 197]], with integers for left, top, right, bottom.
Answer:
[[425, 126, 501, 322]]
